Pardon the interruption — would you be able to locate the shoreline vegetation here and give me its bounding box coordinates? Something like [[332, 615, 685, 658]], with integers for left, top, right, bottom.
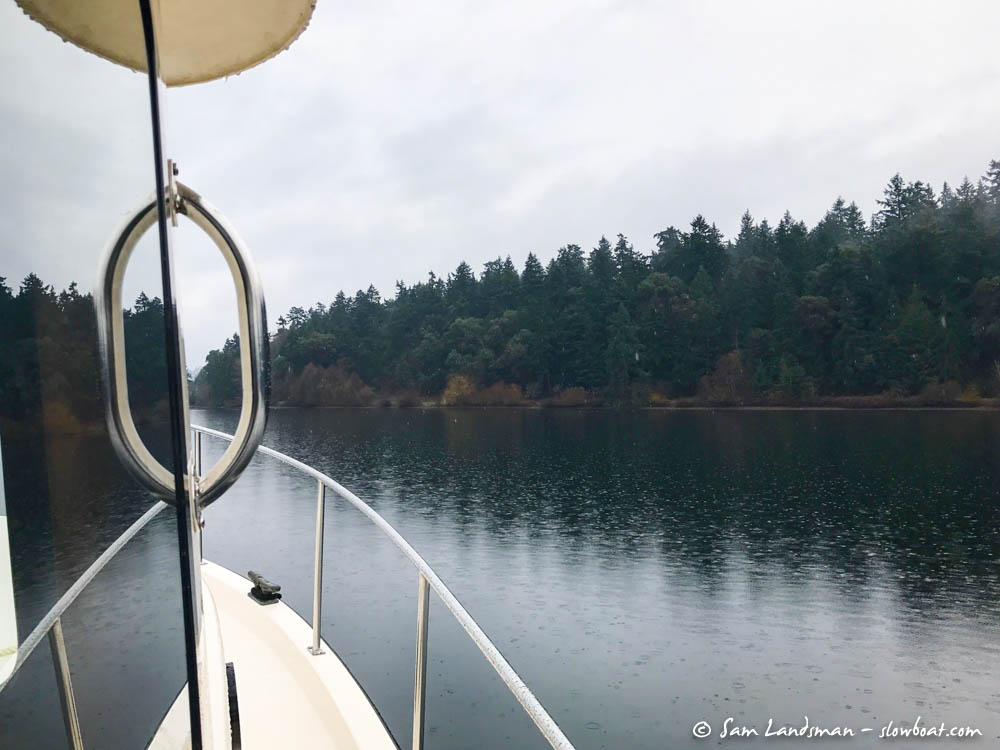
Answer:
[[263, 368, 1000, 409], [4, 162, 1000, 434]]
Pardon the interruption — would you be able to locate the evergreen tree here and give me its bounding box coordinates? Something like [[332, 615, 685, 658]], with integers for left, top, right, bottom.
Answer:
[[605, 303, 640, 395]]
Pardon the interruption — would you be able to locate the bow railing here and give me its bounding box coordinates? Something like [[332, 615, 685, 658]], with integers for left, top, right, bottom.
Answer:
[[0, 428, 576, 750], [192, 424, 576, 750]]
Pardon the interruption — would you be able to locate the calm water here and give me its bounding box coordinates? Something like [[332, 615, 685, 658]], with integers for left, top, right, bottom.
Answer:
[[1, 409, 998, 749], [194, 408, 1000, 750]]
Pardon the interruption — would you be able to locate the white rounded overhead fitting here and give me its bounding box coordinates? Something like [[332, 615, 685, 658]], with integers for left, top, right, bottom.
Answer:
[[16, 0, 315, 86]]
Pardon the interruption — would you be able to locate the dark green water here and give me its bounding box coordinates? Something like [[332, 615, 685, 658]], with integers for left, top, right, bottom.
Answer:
[[195, 408, 1000, 750]]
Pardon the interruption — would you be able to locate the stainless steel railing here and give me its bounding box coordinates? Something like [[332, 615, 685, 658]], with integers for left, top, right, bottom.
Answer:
[[0, 428, 576, 750], [0, 500, 169, 749], [192, 424, 576, 750]]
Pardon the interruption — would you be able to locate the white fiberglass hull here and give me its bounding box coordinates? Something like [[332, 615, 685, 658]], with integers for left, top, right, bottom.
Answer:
[[152, 561, 396, 750]]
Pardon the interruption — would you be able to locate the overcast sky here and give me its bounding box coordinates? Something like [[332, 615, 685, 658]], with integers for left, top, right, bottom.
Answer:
[[3, 0, 1000, 367]]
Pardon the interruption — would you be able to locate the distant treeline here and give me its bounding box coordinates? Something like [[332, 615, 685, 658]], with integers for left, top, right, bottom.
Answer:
[[6, 160, 1000, 423], [191, 161, 1000, 407]]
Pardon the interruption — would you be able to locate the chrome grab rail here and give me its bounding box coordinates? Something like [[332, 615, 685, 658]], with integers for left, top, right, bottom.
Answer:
[[0, 500, 169, 749], [192, 424, 576, 750], [95, 182, 269, 508]]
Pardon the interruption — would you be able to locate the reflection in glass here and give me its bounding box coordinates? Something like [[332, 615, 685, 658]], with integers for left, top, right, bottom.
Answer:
[[0, 2, 190, 747]]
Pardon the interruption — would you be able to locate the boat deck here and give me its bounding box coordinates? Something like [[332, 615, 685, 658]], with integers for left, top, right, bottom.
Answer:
[[200, 561, 396, 750]]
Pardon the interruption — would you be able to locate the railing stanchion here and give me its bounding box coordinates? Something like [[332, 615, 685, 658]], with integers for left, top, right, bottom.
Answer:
[[412, 572, 429, 750], [48, 618, 84, 750], [308, 480, 326, 655]]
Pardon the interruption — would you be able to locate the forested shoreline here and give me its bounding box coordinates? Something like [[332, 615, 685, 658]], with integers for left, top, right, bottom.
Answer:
[[3, 161, 1000, 431], [196, 161, 1000, 408]]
